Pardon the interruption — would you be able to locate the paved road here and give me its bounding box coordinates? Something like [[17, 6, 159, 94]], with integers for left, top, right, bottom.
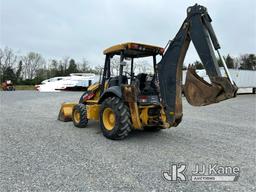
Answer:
[[0, 91, 255, 191]]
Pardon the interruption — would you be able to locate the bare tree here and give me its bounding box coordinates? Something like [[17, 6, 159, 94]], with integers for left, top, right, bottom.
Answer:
[[81, 58, 90, 72], [62, 57, 69, 75], [0, 48, 3, 67], [0, 47, 18, 81], [22, 52, 45, 79], [135, 60, 153, 74], [110, 58, 153, 76], [233, 57, 240, 69], [93, 64, 103, 75], [110, 57, 120, 76], [0, 47, 17, 69], [0, 48, 3, 81]]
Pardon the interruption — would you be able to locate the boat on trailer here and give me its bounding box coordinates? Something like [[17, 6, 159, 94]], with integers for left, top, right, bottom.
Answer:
[[35, 73, 96, 92]]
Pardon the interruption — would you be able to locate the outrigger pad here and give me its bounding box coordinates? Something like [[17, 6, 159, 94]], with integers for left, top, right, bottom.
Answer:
[[57, 102, 77, 122], [184, 66, 237, 106]]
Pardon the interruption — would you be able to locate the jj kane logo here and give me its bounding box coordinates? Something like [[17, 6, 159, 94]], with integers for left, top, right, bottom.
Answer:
[[162, 163, 187, 182], [162, 163, 240, 182]]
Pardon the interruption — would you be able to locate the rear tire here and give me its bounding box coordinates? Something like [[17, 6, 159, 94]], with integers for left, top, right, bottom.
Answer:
[[100, 97, 132, 140], [72, 103, 88, 128]]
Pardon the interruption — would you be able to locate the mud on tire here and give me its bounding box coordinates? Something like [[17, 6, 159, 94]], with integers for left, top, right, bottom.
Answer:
[[100, 97, 132, 140]]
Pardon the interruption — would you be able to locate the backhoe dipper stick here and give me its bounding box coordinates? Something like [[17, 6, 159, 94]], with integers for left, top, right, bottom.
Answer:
[[217, 50, 234, 85]]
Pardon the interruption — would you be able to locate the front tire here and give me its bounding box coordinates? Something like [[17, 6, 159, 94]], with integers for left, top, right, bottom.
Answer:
[[100, 97, 132, 140], [72, 103, 88, 128]]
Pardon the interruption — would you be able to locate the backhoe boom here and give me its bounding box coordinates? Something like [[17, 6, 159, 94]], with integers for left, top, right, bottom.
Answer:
[[157, 4, 237, 126]]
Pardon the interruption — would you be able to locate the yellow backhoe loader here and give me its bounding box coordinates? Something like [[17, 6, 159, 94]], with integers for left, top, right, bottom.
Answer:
[[58, 4, 237, 140]]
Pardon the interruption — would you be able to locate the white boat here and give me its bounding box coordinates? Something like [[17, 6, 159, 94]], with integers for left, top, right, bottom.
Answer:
[[35, 73, 97, 92]]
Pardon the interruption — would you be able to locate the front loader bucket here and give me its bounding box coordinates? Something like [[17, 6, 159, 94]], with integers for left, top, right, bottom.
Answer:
[[184, 66, 237, 106], [58, 102, 77, 122]]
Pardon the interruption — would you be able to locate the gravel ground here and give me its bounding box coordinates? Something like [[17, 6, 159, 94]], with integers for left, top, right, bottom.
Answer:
[[0, 91, 255, 192]]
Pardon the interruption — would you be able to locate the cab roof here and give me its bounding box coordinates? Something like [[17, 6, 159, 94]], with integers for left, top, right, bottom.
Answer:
[[103, 42, 164, 58]]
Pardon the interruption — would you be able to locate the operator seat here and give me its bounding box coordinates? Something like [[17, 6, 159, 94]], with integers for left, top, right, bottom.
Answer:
[[108, 76, 128, 87], [136, 73, 147, 91]]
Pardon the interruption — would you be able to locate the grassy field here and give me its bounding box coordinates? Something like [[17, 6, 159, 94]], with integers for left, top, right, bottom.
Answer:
[[16, 85, 35, 90], [1, 85, 35, 91]]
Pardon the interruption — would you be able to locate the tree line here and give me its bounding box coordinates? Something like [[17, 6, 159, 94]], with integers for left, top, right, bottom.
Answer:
[[186, 54, 256, 70], [0, 47, 255, 85], [0, 47, 102, 85]]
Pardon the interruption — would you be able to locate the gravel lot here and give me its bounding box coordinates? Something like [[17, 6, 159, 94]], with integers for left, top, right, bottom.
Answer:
[[0, 91, 255, 192]]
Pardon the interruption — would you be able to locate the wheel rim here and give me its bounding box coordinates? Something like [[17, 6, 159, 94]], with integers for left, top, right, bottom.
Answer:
[[73, 110, 80, 123], [102, 107, 116, 131]]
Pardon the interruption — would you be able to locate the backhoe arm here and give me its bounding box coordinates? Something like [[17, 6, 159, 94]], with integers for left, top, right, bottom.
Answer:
[[157, 4, 237, 126]]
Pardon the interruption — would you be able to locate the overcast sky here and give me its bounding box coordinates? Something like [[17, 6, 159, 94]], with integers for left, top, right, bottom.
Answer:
[[1, 0, 255, 66]]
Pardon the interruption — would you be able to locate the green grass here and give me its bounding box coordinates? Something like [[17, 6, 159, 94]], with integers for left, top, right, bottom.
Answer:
[[1, 85, 35, 91], [15, 85, 35, 90]]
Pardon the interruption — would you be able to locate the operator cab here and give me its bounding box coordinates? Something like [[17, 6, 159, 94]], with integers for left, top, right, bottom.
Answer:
[[102, 42, 164, 105]]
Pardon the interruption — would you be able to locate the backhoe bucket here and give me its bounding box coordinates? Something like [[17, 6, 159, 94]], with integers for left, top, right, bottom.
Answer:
[[184, 66, 237, 106], [58, 102, 77, 122]]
